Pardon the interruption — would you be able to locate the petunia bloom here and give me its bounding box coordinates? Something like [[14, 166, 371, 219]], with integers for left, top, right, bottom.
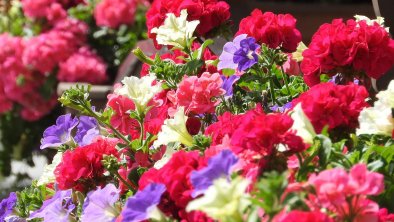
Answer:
[[29, 190, 75, 222], [81, 184, 120, 222], [218, 34, 260, 71], [151, 9, 200, 48], [0, 192, 17, 221], [190, 150, 238, 197], [122, 183, 166, 222], [40, 114, 78, 149], [221, 75, 240, 98], [74, 116, 100, 146]]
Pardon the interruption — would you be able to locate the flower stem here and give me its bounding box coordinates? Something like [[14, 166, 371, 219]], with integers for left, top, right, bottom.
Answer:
[[114, 170, 135, 193], [280, 65, 292, 100]]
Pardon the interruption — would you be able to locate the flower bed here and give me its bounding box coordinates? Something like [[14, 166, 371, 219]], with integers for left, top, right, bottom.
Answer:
[[1, 1, 394, 221]]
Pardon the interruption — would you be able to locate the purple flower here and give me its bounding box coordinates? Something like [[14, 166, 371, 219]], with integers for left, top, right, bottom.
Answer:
[[81, 184, 120, 222], [40, 114, 78, 149], [270, 102, 293, 113], [190, 150, 238, 197], [218, 34, 260, 71], [29, 190, 75, 222], [75, 116, 100, 146], [4, 216, 26, 222], [0, 192, 17, 221], [122, 183, 166, 222], [221, 75, 240, 98]]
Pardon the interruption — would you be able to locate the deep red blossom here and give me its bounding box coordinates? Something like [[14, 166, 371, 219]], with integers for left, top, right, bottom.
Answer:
[[292, 82, 369, 133], [301, 19, 394, 86], [55, 137, 119, 192], [236, 9, 302, 52], [146, 0, 230, 47], [204, 111, 243, 145]]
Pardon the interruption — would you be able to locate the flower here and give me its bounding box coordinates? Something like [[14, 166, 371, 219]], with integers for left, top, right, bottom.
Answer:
[[146, 0, 230, 47], [151, 9, 200, 48], [236, 9, 302, 52], [273, 210, 333, 222], [221, 75, 240, 98], [153, 107, 193, 148], [354, 15, 389, 33], [167, 72, 225, 115], [29, 190, 75, 222], [21, 0, 54, 19], [290, 103, 316, 144], [81, 184, 120, 222], [292, 82, 369, 133], [190, 150, 238, 197], [94, 0, 137, 29], [40, 114, 78, 149], [357, 80, 394, 136], [271, 102, 293, 113], [74, 116, 100, 146], [186, 177, 250, 221], [122, 183, 166, 222], [218, 34, 260, 71], [57, 47, 107, 84], [0, 192, 17, 221], [55, 138, 119, 191], [37, 151, 63, 186], [115, 75, 162, 113]]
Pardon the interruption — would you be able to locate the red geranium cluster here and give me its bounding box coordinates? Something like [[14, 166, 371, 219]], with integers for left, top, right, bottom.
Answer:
[[139, 150, 211, 221], [301, 19, 394, 86], [55, 137, 119, 192], [236, 9, 302, 52], [146, 0, 230, 47], [292, 82, 369, 133]]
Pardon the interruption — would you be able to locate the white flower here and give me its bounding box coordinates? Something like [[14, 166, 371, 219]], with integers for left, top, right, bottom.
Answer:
[[153, 107, 193, 148], [186, 177, 250, 221], [38, 151, 62, 186], [115, 75, 162, 113], [151, 9, 200, 48], [357, 80, 394, 136], [290, 103, 316, 144], [354, 15, 390, 33]]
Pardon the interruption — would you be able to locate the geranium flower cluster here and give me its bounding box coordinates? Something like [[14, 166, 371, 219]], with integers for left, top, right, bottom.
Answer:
[[301, 17, 394, 86], [2, 5, 394, 222]]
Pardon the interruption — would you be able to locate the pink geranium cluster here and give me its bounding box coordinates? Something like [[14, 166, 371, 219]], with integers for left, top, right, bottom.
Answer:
[[168, 72, 225, 115], [306, 164, 389, 221], [301, 18, 394, 86], [292, 82, 369, 133], [236, 9, 302, 52], [94, 0, 138, 29]]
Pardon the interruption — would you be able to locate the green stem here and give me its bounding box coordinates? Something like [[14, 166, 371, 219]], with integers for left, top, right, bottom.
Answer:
[[280, 65, 292, 100], [114, 170, 135, 193]]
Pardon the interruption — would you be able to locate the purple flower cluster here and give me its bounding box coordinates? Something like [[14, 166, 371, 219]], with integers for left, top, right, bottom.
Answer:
[[40, 114, 100, 149], [0, 192, 17, 221]]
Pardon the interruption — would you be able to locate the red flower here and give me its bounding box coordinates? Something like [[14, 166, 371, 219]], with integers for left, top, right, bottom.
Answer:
[[301, 19, 394, 86], [273, 210, 333, 222], [55, 138, 119, 192], [146, 0, 230, 48], [204, 111, 243, 145], [292, 82, 369, 133], [139, 150, 208, 220], [236, 9, 302, 52]]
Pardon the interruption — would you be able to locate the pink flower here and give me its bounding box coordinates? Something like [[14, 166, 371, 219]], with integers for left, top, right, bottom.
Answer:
[[168, 72, 225, 115], [273, 210, 333, 222], [57, 47, 107, 84], [282, 54, 300, 76], [23, 31, 78, 73], [347, 164, 384, 196], [94, 0, 137, 29], [45, 3, 67, 24], [22, 0, 54, 19], [53, 18, 88, 45]]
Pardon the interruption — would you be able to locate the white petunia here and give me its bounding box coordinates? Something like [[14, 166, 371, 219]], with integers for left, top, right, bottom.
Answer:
[[151, 9, 200, 48], [354, 15, 390, 33], [153, 107, 193, 148], [186, 177, 250, 221], [37, 151, 62, 186], [115, 75, 162, 113], [290, 103, 316, 144]]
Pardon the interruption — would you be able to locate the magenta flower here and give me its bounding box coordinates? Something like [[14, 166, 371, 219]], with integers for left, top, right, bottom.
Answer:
[[190, 149, 238, 197]]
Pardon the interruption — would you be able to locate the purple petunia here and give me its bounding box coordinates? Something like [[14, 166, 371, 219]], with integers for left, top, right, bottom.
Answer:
[[0, 192, 17, 221], [221, 75, 240, 98], [218, 34, 260, 71], [40, 114, 78, 149], [74, 116, 100, 146], [190, 150, 238, 197], [81, 184, 120, 222], [122, 183, 166, 222], [29, 190, 75, 222], [270, 102, 293, 113]]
